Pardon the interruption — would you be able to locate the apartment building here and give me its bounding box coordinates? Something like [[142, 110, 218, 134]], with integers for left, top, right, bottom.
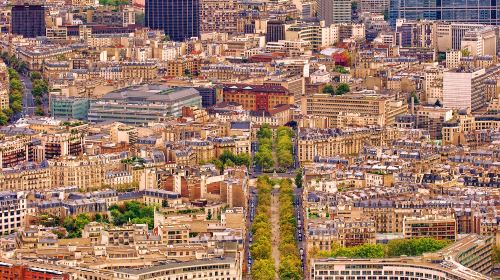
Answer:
[[403, 214, 457, 241], [301, 92, 407, 127], [221, 84, 294, 112], [423, 66, 444, 104], [0, 135, 35, 169], [42, 132, 85, 160], [113, 257, 242, 280], [307, 218, 376, 250], [461, 27, 497, 56], [200, 0, 238, 34], [297, 127, 403, 163], [0, 191, 27, 235], [359, 0, 389, 13], [416, 106, 453, 140], [317, 0, 351, 25]]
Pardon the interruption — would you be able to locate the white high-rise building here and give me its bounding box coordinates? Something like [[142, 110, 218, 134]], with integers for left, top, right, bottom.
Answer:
[[443, 68, 486, 111], [317, 0, 351, 25]]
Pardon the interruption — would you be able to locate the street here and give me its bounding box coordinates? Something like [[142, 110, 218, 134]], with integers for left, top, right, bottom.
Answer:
[[244, 182, 257, 276], [294, 183, 306, 277], [21, 74, 35, 117]]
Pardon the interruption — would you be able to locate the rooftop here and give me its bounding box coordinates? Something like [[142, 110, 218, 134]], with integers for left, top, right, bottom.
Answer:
[[100, 84, 200, 103]]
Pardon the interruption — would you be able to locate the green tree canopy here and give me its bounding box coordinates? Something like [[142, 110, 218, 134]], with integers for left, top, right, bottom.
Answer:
[[251, 259, 275, 280], [336, 83, 350, 95], [323, 84, 335, 94], [0, 111, 8, 125]]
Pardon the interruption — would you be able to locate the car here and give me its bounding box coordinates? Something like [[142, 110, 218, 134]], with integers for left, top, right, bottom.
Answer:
[[298, 235, 302, 241], [300, 248, 304, 254]]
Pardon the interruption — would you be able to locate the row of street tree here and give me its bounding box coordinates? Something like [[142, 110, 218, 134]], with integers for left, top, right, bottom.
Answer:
[[0, 68, 23, 124], [250, 176, 275, 280], [30, 71, 49, 116], [278, 179, 303, 279], [255, 124, 274, 171], [276, 127, 294, 169], [313, 237, 451, 258], [255, 124, 295, 172]]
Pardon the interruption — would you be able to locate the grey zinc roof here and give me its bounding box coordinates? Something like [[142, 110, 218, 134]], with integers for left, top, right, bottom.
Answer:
[[115, 257, 235, 275], [101, 84, 200, 103]]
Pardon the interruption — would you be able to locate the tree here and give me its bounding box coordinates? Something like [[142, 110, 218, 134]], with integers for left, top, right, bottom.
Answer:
[[409, 92, 420, 105], [257, 124, 273, 139], [51, 229, 66, 239], [35, 106, 44, 116], [109, 201, 155, 229], [295, 170, 303, 188], [279, 256, 302, 280], [334, 65, 349, 74], [336, 83, 350, 95], [386, 238, 450, 257], [323, 84, 335, 94], [32, 79, 49, 97], [255, 149, 273, 170], [251, 259, 275, 280], [162, 200, 169, 208], [493, 246, 500, 264], [2, 108, 13, 118], [30, 71, 42, 81], [0, 111, 8, 125], [206, 211, 212, 220], [250, 238, 272, 260], [10, 100, 22, 113], [461, 48, 471, 57], [235, 153, 251, 167], [9, 79, 22, 92], [210, 158, 224, 172], [277, 149, 293, 168], [321, 243, 386, 258], [94, 213, 103, 222]]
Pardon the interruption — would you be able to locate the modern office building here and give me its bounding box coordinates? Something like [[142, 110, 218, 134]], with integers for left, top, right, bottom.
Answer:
[[443, 66, 500, 111], [266, 21, 287, 42], [10, 5, 46, 38], [194, 86, 217, 108], [389, 0, 500, 26], [145, 0, 200, 41], [310, 234, 493, 280], [88, 84, 201, 125], [50, 96, 90, 120], [310, 256, 490, 280], [317, 0, 351, 25], [359, 0, 389, 14]]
